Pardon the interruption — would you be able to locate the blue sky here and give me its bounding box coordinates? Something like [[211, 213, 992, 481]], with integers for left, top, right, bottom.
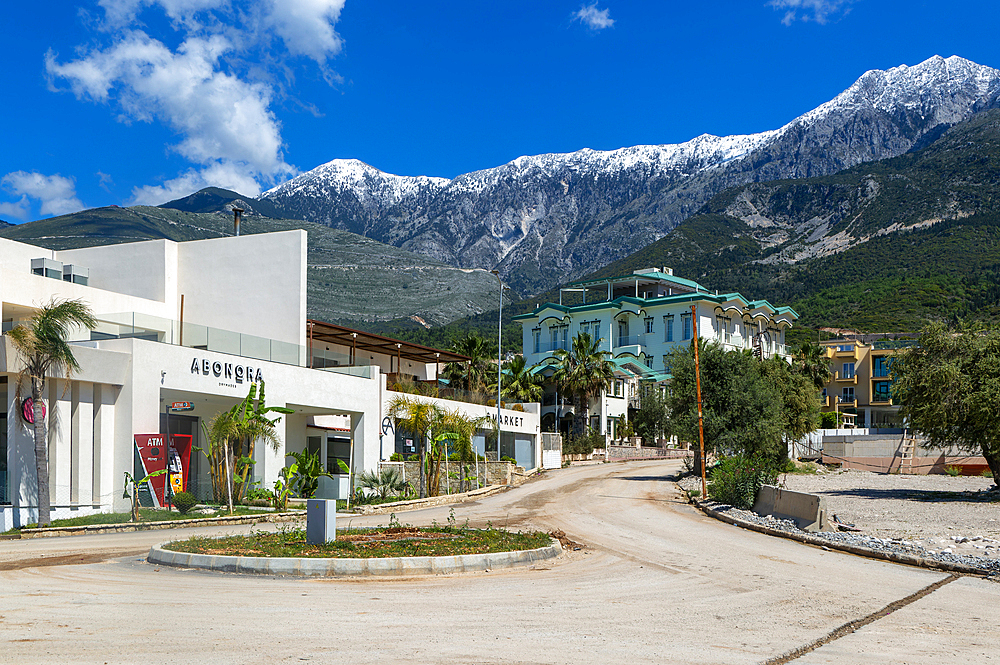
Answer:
[[2, 0, 999, 221]]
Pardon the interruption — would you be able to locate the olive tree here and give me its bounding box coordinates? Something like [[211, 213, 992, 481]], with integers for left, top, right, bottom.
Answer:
[[892, 322, 1000, 484]]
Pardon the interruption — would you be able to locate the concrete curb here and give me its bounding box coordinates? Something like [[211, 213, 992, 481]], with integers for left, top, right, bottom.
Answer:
[[18, 511, 305, 539], [685, 490, 989, 576], [147, 538, 562, 577], [352, 484, 510, 516]]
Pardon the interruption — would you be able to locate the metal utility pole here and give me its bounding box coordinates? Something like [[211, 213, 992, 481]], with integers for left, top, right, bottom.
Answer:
[[691, 304, 707, 498], [491, 269, 503, 461], [232, 207, 244, 237]]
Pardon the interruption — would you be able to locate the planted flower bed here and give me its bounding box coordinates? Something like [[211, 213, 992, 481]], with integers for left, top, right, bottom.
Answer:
[[165, 524, 551, 559]]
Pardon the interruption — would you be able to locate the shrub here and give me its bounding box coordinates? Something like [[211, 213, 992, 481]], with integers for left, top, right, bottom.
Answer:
[[944, 465, 962, 477], [982, 470, 994, 478], [389, 453, 403, 462], [820, 412, 838, 429], [500, 456, 517, 464], [171, 491, 198, 515], [708, 455, 778, 510]]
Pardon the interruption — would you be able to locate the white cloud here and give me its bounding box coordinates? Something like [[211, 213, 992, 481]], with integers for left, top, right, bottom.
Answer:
[[769, 0, 854, 25], [44, 0, 346, 202], [1, 171, 84, 218], [574, 3, 614, 30], [0, 197, 31, 221], [129, 160, 265, 205], [265, 0, 346, 65]]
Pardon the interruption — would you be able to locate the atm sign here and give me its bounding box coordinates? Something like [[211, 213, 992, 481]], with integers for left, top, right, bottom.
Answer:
[[170, 402, 195, 411]]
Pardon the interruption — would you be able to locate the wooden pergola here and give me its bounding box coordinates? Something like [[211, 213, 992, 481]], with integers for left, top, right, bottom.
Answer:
[[306, 320, 469, 372]]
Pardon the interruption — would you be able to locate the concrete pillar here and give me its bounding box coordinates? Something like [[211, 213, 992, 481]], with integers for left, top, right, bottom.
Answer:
[[48, 380, 72, 507], [256, 410, 285, 489], [92, 384, 116, 508], [71, 381, 94, 505]]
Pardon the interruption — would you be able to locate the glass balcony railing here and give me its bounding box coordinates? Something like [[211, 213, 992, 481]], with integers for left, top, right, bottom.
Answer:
[[533, 340, 568, 354], [615, 334, 646, 348], [52, 312, 306, 367]]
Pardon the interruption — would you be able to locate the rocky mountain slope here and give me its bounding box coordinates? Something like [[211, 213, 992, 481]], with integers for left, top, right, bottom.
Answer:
[[0, 207, 503, 328], [261, 55, 1000, 296], [573, 109, 1000, 334]]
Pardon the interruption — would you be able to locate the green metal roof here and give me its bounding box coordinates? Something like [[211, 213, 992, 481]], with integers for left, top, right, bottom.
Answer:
[[566, 270, 708, 292]]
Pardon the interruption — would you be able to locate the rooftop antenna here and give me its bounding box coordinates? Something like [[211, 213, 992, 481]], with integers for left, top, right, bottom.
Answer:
[[232, 207, 244, 237]]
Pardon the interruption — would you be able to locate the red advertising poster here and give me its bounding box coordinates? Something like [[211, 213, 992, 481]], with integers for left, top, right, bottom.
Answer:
[[133, 434, 193, 507]]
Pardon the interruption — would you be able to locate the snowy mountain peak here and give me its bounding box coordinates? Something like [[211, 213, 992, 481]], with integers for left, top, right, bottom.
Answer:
[[260, 55, 1000, 296]]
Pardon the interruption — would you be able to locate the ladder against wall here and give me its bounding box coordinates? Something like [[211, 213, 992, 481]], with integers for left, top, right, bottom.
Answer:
[[894, 429, 916, 474]]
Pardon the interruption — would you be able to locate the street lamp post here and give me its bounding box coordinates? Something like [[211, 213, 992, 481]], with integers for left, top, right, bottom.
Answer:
[[491, 269, 503, 461]]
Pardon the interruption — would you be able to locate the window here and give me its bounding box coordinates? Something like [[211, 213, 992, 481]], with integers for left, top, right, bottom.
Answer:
[[614, 380, 623, 397], [550, 327, 559, 350], [327, 437, 351, 474], [644, 317, 654, 334], [664, 315, 674, 342], [681, 313, 692, 340], [873, 356, 892, 378], [561, 326, 568, 349], [645, 356, 653, 368], [580, 321, 590, 340], [618, 318, 628, 339], [532, 329, 541, 354], [873, 381, 892, 402], [842, 362, 855, 379], [841, 387, 855, 403]]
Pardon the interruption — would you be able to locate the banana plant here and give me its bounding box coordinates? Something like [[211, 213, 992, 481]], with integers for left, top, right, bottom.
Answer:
[[123, 469, 167, 521]]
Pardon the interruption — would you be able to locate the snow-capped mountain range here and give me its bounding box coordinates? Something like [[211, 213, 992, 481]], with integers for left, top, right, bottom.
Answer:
[[262, 55, 1000, 296]]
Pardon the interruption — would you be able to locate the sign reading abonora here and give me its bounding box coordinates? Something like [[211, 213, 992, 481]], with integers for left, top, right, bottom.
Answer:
[[190, 358, 263, 384]]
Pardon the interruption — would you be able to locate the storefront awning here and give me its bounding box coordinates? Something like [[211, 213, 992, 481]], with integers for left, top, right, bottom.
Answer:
[[306, 320, 470, 365]]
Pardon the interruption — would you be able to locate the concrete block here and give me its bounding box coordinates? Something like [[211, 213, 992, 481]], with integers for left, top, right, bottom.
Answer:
[[753, 485, 830, 532], [298, 558, 329, 577], [366, 557, 400, 576]]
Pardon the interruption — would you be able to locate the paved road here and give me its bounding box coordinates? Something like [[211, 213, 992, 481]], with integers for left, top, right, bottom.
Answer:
[[1, 461, 996, 664]]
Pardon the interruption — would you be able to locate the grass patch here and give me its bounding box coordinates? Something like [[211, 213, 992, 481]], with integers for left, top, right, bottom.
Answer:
[[2, 505, 303, 534], [164, 525, 552, 559]]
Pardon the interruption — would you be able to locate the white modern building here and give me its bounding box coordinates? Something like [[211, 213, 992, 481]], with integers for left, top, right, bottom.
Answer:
[[514, 267, 798, 438], [0, 231, 539, 530]]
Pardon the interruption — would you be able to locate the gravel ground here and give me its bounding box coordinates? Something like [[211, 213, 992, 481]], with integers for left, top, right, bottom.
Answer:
[[678, 468, 1000, 574]]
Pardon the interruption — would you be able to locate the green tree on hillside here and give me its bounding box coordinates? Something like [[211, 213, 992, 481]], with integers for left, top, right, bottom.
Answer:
[[892, 322, 1000, 484]]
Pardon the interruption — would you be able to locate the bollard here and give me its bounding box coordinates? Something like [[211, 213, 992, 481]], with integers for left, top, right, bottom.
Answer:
[[307, 499, 337, 544]]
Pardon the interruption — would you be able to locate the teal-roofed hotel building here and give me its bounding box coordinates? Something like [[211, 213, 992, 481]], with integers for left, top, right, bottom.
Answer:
[[513, 267, 798, 438]]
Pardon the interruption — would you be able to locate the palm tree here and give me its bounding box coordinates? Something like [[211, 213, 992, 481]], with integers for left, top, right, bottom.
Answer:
[[203, 381, 291, 513], [432, 409, 488, 493], [442, 333, 496, 395], [387, 394, 442, 498], [553, 332, 616, 437], [7, 298, 96, 527], [796, 340, 832, 391], [499, 355, 543, 403]]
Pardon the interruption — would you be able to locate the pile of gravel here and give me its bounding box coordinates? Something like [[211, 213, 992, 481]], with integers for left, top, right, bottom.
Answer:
[[676, 473, 1000, 575]]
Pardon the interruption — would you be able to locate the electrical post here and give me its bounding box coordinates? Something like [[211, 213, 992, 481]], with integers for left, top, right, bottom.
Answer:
[[691, 304, 707, 498]]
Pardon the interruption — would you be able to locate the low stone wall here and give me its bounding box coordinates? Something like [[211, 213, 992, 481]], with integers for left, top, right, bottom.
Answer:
[[606, 445, 692, 460], [354, 484, 510, 515], [821, 434, 987, 474], [385, 460, 520, 494]]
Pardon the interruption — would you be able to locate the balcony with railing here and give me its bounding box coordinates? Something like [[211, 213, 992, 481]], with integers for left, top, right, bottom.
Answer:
[[834, 370, 858, 384], [532, 339, 569, 355], [837, 396, 858, 408], [833, 344, 862, 361], [614, 334, 646, 350], [29, 311, 308, 367]]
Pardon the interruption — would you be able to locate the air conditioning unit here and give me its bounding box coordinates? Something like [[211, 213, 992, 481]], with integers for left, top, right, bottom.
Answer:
[[31, 258, 63, 280], [62, 264, 89, 286]]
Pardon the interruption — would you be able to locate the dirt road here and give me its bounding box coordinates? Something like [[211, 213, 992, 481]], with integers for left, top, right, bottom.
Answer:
[[0, 461, 996, 664]]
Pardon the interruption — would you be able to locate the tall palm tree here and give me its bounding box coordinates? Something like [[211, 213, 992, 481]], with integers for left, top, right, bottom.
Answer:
[[7, 298, 96, 527], [387, 394, 442, 498], [796, 340, 832, 391], [442, 333, 496, 395], [432, 408, 488, 493], [553, 332, 616, 437], [499, 355, 543, 403]]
